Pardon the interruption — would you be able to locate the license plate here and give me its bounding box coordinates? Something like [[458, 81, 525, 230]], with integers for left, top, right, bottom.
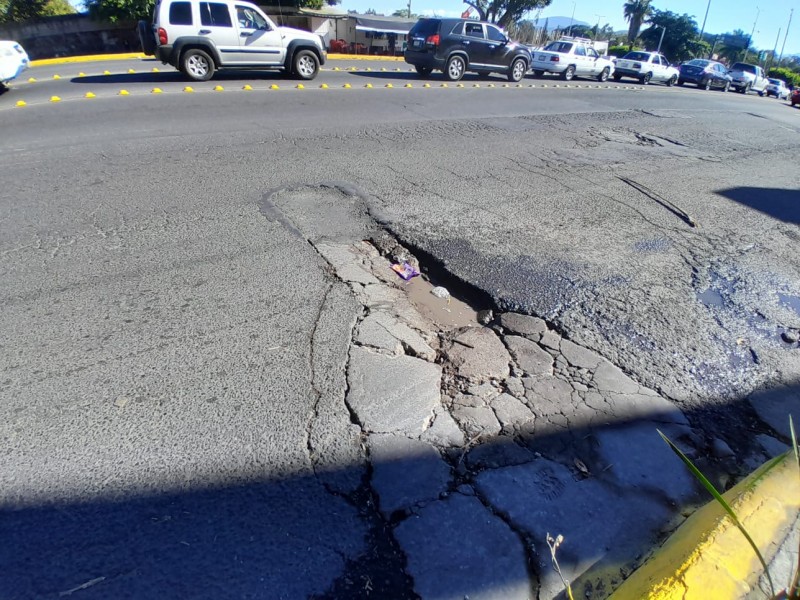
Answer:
[[413, 39, 423, 49]]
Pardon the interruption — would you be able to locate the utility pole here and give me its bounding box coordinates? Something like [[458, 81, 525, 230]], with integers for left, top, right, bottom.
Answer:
[[407, 0, 411, 18], [656, 26, 666, 53], [568, 2, 576, 37], [778, 8, 793, 64], [743, 6, 760, 63], [699, 0, 711, 40], [765, 27, 780, 73], [594, 14, 604, 39]]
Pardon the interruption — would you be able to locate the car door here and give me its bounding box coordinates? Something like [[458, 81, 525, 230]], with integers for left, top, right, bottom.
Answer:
[[573, 45, 590, 76], [462, 21, 489, 66], [585, 46, 602, 75], [650, 55, 664, 80], [197, 1, 239, 63], [234, 4, 284, 65], [484, 24, 512, 69]]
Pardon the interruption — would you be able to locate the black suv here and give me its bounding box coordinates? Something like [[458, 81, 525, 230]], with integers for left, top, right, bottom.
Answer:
[[404, 18, 529, 82]]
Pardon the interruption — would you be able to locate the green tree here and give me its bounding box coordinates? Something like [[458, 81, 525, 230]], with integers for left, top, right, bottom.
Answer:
[[86, 0, 154, 22], [462, 0, 552, 30], [639, 10, 704, 62], [623, 0, 652, 47], [42, 0, 77, 16], [4, 0, 47, 21], [392, 8, 415, 17], [714, 30, 754, 64]]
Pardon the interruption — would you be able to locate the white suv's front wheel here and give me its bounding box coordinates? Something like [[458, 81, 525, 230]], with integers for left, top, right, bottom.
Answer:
[[182, 49, 215, 82], [294, 50, 320, 80]]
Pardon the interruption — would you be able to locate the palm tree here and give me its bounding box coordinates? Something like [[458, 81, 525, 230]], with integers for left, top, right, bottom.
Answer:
[[623, 0, 653, 47]]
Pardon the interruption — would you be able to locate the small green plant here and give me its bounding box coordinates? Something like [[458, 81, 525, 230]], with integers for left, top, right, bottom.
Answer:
[[546, 532, 575, 600], [658, 416, 799, 599]]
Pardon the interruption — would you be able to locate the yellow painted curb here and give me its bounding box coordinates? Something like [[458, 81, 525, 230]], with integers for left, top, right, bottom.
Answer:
[[30, 52, 146, 66], [610, 453, 800, 600], [326, 53, 404, 61]]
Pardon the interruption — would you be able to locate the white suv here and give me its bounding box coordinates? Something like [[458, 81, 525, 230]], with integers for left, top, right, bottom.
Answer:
[[143, 0, 326, 81]]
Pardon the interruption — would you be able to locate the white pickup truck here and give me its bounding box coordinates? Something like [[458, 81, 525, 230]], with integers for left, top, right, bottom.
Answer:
[[727, 62, 769, 95]]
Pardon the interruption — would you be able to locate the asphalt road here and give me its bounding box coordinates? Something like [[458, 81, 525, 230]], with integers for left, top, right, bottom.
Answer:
[[2, 57, 800, 598]]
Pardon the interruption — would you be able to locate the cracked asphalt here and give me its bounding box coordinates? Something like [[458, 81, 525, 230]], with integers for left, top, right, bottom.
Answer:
[[1, 58, 799, 598]]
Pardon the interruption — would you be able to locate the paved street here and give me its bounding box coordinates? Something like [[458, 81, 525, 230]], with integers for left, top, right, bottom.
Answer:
[[1, 57, 799, 599]]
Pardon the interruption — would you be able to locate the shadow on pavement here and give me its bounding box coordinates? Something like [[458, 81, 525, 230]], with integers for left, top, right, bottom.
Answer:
[[717, 187, 800, 226], [1, 390, 794, 600]]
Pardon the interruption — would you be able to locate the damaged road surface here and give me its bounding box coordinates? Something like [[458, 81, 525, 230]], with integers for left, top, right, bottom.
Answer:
[[2, 85, 799, 599]]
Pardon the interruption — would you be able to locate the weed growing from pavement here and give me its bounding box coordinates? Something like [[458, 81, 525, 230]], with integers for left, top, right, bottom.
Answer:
[[546, 533, 575, 600], [658, 416, 799, 599]]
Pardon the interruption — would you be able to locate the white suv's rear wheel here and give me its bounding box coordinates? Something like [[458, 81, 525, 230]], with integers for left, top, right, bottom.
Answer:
[[182, 49, 214, 81], [294, 50, 319, 80]]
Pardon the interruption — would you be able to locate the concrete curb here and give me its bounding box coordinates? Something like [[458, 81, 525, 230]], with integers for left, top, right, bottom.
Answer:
[[609, 452, 799, 599], [31, 52, 403, 67]]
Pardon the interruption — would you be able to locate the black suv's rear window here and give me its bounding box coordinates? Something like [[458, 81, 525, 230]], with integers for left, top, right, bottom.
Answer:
[[409, 19, 440, 37], [169, 1, 192, 25]]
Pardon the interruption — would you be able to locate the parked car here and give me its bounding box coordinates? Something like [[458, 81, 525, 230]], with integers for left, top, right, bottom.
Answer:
[[678, 59, 732, 91], [404, 18, 530, 82], [145, 0, 326, 81], [791, 88, 800, 107], [728, 62, 769, 94], [613, 51, 679, 85], [0, 40, 29, 89], [764, 78, 790, 100], [530, 38, 615, 82]]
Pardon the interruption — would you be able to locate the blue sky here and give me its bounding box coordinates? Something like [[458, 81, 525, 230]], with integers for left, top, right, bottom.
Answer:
[[342, 0, 800, 55]]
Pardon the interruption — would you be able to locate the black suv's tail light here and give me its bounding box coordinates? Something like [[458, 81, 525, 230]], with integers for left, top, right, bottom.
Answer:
[[426, 34, 440, 46], [550, 56, 559, 62], [158, 27, 168, 45]]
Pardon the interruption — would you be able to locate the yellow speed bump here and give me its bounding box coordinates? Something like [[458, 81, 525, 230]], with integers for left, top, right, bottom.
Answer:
[[384, 83, 393, 88], [365, 67, 372, 71], [270, 84, 279, 90], [16, 100, 26, 107], [296, 83, 304, 89], [128, 68, 136, 73], [502, 83, 509, 87], [404, 83, 412, 88], [213, 85, 224, 91], [152, 67, 160, 72], [349, 66, 357, 71], [332, 67, 340, 71], [343, 83, 351, 88], [423, 83, 431, 88], [472, 83, 480, 88], [103, 70, 111, 75], [50, 95, 61, 102], [28, 77, 36, 82], [85, 92, 96, 98], [78, 72, 86, 77], [242, 84, 253, 90], [487, 83, 495, 88], [440, 83, 448, 87], [610, 453, 800, 600], [151, 88, 163, 94], [381, 67, 387, 71], [52, 74, 61, 80], [456, 83, 464, 87], [118, 89, 130, 95], [183, 86, 194, 93], [365, 83, 373, 88], [319, 83, 328, 89]]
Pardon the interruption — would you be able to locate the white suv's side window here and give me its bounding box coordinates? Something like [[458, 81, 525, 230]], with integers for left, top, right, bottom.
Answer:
[[168, 1, 193, 25], [237, 6, 268, 30], [575, 46, 586, 56], [200, 2, 232, 27]]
